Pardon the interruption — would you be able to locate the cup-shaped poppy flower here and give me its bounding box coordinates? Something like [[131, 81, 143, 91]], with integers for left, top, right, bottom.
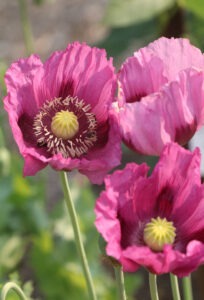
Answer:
[[95, 142, 204, 276], [4, 42, 121, 183], [115, 37, 204, 155]]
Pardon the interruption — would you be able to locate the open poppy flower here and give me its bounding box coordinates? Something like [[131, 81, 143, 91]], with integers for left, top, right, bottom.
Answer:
[[95, 142, 204, 276], [4, 42, 121, 183], [115, 37, 204, 155]]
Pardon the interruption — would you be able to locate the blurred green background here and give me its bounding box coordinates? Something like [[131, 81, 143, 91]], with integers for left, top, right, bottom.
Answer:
[[0, 0, 204, 299]]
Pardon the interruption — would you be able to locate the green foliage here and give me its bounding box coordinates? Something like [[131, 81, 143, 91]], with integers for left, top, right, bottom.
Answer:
[[98, 19, 158, 59], [187, 13, 204, 51], [185, 0, 204, 19], [0, 236, 25, 272], [0, 61, 7, 97], [31, 231, 87, 299], [0, 273, 34, 300], [104, 0, 175, 27], [32, 0, 45, 5]]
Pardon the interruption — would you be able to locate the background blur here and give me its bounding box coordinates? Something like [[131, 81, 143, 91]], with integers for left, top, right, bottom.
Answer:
[[0, 0, 204, 299]]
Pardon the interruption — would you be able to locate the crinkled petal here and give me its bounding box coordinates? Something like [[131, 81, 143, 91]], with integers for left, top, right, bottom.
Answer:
[[154, 144, 203, 234], [129, 143, 201, 220], [33, 42, 116, 123], [115, 97, 168, 155], [95, 189, 122, 261], [123, 240, 204, 276], [95, 163, 148, 262], [80, 116, 121, 183], [118, 53, 167, 105], [4, 55, 43, 117], [123, 245, 171, 274], [145, 37, 204, 81], [171, 241, 204, 277], [116, 68, 204, 155], [177, 186, 204, 240], [152, 143, 201, 212], [23, 153, 48, 176]]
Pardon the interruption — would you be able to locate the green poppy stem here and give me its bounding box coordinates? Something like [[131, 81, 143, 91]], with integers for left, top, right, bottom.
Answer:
[[114, 265, 127, 300], [170, 274, 181, 300], [60, 171, 97, 300], [18, 0, 34, 55], [182, 275, 193, 300], [149, 273, 159, 300], [0, 282, 27, 300]]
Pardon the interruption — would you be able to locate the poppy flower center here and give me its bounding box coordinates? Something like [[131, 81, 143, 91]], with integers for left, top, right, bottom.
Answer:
[[33, 96, 97, 158], [51, 110, 79, 139], [143, 217, 176, 252]]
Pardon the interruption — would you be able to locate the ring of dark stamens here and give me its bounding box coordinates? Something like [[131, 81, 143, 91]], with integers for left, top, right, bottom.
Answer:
[[33, 96, 97, 158]]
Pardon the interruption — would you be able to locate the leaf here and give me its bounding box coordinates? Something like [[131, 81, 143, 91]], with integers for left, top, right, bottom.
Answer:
[[104, 0, 175, 27]]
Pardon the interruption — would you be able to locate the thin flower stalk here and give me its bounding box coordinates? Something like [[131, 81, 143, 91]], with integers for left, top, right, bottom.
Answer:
[[114, 266, 127, 300], [60, 171, 97, 300], [182, 276, 193, 300], [170, 274, 181, 300], [149, 273, 159, 300], [0, 282, 27, 300], [18, 0, 34, 55]]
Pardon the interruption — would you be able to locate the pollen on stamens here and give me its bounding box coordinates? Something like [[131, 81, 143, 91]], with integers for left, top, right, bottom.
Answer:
[[33, 96, 97, 158], [143, 217, 176, 252]]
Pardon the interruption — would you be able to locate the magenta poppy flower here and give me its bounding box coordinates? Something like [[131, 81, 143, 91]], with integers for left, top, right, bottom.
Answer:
[[95, 142, 204, 276], [115, 37, 204, 155], [4, 42, 121, 183]]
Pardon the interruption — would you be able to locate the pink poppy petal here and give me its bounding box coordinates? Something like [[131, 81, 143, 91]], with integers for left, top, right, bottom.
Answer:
[[146, 37, 204, 80], [160, 69, 204, 145], [123, 241, 204, 276], [118, 53, 167, 105], [117, 68, 204, 155], [95, 189, 122, 260], [4, 55, 43, 116], [23, 153, 48, 176], [95, 163, 149, 260], [123, 245, 171, 274], [170, 241, 204, 277], [152, 143, 201, 199], [33, 42, 116, 123], [177, 187, 204, 239]]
